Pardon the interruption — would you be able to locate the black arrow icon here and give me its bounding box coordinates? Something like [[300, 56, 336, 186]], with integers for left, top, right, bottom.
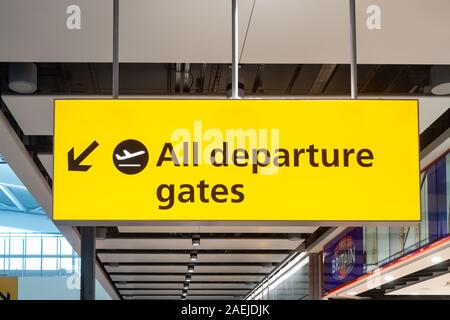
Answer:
[[0, 291, 11, 300], [68, 141, 99, 171]]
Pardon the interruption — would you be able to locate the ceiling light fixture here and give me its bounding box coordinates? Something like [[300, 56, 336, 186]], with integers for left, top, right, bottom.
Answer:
[[184, 283, 189, 290], [287, 233, 302, 241], [190, 252, 198, 261], [192, 235, 200, 246], [384, 275, 394, 282], [188, 265, 195, 273], [431, 256, 443, 263], [182, 290, 187, 296], [8, 63, 38, 94], [185, 275, 191, 282], [430, 65, 450, 95]]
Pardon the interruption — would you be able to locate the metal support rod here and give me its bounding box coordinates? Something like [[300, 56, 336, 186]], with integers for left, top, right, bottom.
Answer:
[[231, 0, 239, 99], [80, 227, 96, 300], [112, 0, 119, 98], [349, 0, 358, 99]]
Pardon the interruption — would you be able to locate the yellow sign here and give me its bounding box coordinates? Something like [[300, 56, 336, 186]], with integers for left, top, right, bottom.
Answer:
[[53, 99, 420, 222], [0, 277, 18, 300]]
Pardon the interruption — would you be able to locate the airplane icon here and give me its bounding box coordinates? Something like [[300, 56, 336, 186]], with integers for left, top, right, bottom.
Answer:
[[115, 149, 146, 161], [113, 140, 149, 174]]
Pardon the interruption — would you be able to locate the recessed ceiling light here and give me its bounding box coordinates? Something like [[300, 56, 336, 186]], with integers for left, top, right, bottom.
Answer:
[[384, 275, 394, 282], [192, 235, 200, 246], [190, 252, 198, 261], [188, 265, 195, 273], [431, 256, 443, 263], [184, 283, 189, 290], [287, 233, 302, 241], [185, 275, 191, 282]]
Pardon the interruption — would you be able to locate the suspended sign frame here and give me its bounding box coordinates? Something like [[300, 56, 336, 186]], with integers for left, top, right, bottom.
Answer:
[[52, 99, 420, 225]]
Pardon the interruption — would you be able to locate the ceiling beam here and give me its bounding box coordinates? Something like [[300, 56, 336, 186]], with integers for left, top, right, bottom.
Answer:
[[252, 64, 264, 94], [285, 64, 302, 94], [105, 232, 310, 240], [96, 249, 292, 254], [309, 64, 337, 94], [108, 272, 267, 276], [104, 262, 280, 267], [359, 65, 381, 93]]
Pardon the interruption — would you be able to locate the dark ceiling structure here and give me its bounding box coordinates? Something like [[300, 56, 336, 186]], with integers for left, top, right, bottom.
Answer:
[[0, 63, 432, 96]]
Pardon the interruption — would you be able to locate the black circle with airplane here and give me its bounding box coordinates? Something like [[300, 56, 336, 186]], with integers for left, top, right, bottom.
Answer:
[[113, 139, 149, 174]]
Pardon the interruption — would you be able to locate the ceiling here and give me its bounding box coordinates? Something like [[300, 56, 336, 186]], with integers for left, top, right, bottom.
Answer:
[[0, 63, 432, 96], [2, 1, 450, 64], [93, 225, 320, 300]]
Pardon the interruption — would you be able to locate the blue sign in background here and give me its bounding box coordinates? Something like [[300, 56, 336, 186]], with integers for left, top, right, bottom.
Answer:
[[323, 227, 364, 293]]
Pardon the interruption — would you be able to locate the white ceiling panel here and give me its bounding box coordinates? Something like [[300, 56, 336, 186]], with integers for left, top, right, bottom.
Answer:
[[116, 283, 184, 289], [0, 0, 113, 62], [126, 295, 238, 300], [119, 289, 248, 295], [240, 0, 350, 64], [116, 283, 254, 290], [188, 289, 249, 295], [111, 274, 264, 282], [187, 296, 239, 300], [356, 0, 450, 64], [117, 225, 318, 233], [98, 253, 287, 263], [106, 265, 274, 274], [120, 289, 182, 295], [125, 296, 180, 300], [96, 238, 302, 250], [119, 0, 253, 63], [111, 275, 186, 282], [190, 283, 255, 289], [2, 1, 450, 64]]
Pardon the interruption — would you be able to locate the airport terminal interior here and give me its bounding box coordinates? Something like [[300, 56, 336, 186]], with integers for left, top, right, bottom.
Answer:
[[0, 0, 449, 301]]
